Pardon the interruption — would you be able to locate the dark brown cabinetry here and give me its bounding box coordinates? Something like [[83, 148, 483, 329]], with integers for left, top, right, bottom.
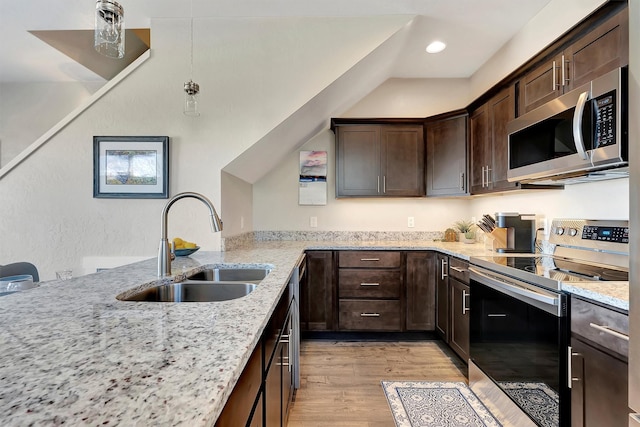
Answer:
[[435, 254, 449, 340], [300, 251, 335, 332], [519, 7, 628, 114], [570, 297, 629, 427], [405, 252, 436, 331], [333, 120, 425, 198], [215, 345, 263, 427], [337, 251, 403, 331], [435, 254, 470, 362], [470, 86, 518, 194], [448, 258, 470, 363], [425, 112, 468, 197]]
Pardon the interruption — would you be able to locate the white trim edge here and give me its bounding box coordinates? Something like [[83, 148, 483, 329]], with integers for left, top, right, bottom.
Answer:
[[0, 49, 152, 180]]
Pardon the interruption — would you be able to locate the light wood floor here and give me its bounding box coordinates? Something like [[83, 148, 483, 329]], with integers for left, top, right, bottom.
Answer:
[[287, 339, 467, 427]]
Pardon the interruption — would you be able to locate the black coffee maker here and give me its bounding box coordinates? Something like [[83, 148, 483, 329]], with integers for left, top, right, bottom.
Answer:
[[494, 212, 536, 253]]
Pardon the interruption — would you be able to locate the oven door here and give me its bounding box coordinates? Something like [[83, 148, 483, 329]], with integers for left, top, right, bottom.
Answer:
[[469, 266, 569, 427]]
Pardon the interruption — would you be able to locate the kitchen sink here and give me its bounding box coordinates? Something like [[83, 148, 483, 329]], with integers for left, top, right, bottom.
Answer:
[[187, 267, 271, 283], [119, 281, 257, 302]]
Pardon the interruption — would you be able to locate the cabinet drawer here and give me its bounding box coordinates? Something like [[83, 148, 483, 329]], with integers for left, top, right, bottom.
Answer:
[[339, 300, 401, 331], [338, 251, 401, 268], [448, 257, 469, 284], [571, 297, 628, 358], [338, 270, 401, 299]]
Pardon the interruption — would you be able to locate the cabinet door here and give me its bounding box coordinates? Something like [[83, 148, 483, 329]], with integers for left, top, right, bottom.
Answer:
[[336, 126, 380, 197], [301, 251, 335, 331], [215, 346, 263, 427], [565, 7, 628, 90], [519, 54, 565, 114], [570, 338, 629, 427], [449, 278, 470, 363], [406, 252, 436, 331], [435, 254, 449, 341], [265, 345, 283, 427], [489, 86, 518, 192], [469, 104, 490, 195], [380, 125, 425, 196], [426, 114, 468, 196]]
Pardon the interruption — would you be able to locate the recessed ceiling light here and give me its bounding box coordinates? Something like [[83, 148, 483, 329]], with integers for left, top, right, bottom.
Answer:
[[426, 41, 446, 54]]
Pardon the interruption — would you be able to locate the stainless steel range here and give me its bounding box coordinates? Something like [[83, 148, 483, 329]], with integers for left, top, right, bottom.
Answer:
[[468, 219, 629, 427]]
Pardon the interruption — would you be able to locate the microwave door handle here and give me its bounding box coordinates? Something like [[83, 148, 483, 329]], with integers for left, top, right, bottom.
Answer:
[[573, 91, 590, 160]]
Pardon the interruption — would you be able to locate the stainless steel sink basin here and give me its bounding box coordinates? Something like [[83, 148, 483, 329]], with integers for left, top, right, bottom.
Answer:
[[120, 281, 257, 302], [187, 267, 270, 283]]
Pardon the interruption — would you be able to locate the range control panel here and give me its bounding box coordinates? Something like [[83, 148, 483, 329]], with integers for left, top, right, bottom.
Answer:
[[550, 219, 630, 254], [582, 225, 628, 243]]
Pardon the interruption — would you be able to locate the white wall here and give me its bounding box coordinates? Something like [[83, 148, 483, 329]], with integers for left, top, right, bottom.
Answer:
[[0, 16, 414, 279], [221, 171, 253, 236], [253, 127, 470, 232], [0, 82, 102, 167]]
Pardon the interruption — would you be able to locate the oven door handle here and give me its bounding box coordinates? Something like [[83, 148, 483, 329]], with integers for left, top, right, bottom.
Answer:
[[469, 267, 559, 307]]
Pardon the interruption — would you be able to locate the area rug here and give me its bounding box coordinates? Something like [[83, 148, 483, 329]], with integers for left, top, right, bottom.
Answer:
[[499, 382, 559, 427], [381, 381, 502, 427]]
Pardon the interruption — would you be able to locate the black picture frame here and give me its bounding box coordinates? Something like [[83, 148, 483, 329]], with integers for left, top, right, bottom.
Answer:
[[93, 136, 169, 199]]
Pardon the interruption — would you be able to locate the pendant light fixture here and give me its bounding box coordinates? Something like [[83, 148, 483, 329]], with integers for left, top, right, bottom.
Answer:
[[94, 0, 125, 59], [183, 0, 200, 117]]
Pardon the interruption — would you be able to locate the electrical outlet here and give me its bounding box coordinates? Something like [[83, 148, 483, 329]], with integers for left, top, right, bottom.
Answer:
[[240, 216, 244, 229], [408, 217, 415, 228], [471, 216, 477, 224], [310, 216, 318, 228]]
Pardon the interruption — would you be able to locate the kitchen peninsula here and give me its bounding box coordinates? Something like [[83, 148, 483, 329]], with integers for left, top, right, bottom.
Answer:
[[0, 240, 628, 426]]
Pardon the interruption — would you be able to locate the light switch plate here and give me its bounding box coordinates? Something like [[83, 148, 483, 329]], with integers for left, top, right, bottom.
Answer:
[[310, 216, 318, 228]]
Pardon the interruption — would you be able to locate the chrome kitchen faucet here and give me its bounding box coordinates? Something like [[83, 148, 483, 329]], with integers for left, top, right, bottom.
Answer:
[[158, 192, 223, 277]]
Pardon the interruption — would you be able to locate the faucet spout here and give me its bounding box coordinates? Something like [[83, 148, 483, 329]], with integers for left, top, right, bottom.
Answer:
[[158, 192, 223, 277]]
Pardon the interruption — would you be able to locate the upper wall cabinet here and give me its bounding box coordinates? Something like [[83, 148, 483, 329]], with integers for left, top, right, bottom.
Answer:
[[519, 7, 629, 114], [425, 111, 468, 197], [470, 86, 518, 194], [332, 119, 425, 198]]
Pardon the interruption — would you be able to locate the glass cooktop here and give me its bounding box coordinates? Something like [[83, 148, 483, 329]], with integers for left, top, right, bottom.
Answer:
[[470, 254, 629, 291]]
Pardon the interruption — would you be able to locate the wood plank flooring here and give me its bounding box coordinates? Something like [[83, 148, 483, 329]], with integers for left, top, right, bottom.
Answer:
[[287, 339, 467, 427]]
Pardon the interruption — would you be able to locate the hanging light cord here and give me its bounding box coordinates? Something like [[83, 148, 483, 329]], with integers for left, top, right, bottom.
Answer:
[[189, 0, 194, 80]]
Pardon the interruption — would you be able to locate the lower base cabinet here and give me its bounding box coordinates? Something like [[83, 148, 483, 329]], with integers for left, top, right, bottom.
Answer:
[[217, 282, 295, 427], [570, 297, 629, 427]]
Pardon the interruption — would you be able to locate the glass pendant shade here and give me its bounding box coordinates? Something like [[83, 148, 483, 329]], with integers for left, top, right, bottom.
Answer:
[[184, 80, 200, 117], [95, 0, 125, 59]]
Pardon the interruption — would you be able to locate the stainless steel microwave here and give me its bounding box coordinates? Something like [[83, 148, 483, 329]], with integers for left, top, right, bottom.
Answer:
[[507, 67, 628, 185]]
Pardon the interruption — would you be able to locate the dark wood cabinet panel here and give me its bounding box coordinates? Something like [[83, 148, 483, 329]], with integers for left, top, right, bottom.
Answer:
[[470, 86, 517, 194], [380, 126, 425, 196], [570, 338, 629, 427], [435, 254, 449, 340], [216, 346, 263, 427], [301, 251, 335, 332], [469, 104, 490, 194], [426, 113, 468, 196], [336, 126, 380, 196], [449, 278, 470, 363], [565, 7, 628, 90], [519, 7, 628, 115], [338, 269, 401, 299], [334, 121, 425, 198], [489, 86, 517, 192], [405, 252, 436, 331], [518, 54, 565, 114], [338, 250, 401, 268], [338, 299, 401, 331]]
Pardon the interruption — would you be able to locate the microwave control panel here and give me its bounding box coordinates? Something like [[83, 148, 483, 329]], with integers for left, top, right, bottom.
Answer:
[[593, 91, 616, 147]]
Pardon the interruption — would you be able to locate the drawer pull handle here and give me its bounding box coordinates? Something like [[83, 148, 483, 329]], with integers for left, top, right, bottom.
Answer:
[[450, 266, 466, 273], [487, 313, 507, 317], [360, 282, 380, 287], [589, 323, 629, 341], [360, 313, 381, 317], [360, 258, 380, 262]]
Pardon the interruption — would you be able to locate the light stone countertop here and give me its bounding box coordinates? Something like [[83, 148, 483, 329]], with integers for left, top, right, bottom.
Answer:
[[0, 240, 628, 426]]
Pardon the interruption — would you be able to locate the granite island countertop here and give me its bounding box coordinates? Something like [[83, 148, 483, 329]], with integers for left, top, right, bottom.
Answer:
[[0, 240, 628, 426]]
